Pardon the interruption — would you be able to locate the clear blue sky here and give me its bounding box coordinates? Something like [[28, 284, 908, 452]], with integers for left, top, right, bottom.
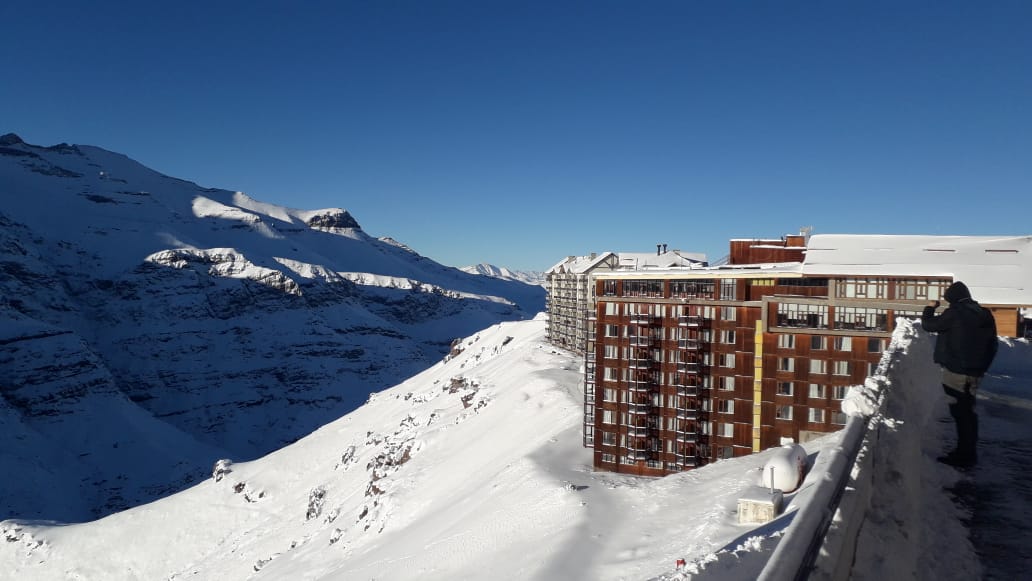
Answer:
[[3, 1, 1031, 271]]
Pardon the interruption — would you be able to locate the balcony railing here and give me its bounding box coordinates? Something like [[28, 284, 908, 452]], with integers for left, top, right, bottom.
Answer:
[[629, 314, 654, 325], [678, 338, 700, 350], [677, 385, 698, 397], [677, 361, 699, 373], [628, 402, 656, 415], [676, 431, 698, 443], [678, 315, 703, 327], [628, 357, 654, 370], [676, 408, 699, 420], [630, 335, 654, 347]]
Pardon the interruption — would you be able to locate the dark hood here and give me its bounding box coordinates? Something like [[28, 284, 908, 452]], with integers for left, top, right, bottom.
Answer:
[[945, 281, 972, 303]]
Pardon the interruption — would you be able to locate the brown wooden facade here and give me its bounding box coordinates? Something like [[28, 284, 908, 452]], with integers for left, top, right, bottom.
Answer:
[[585, 273, 958, 477]]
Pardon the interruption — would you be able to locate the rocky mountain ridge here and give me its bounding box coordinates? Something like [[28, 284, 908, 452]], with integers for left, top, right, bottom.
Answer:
[[0, 133, 544, 521]]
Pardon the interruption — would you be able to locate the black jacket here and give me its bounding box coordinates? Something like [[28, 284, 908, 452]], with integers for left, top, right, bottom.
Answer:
[[921, 281, 998, 377]]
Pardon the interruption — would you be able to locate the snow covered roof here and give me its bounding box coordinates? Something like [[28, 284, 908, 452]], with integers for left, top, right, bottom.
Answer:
[[803, 234, 1032, 306], [547, 250, 706, 275], [546, 252, 615, 274], [615, 250, 707, 269]]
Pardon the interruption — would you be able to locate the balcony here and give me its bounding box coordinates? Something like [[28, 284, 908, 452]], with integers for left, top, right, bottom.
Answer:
[[626, 449, 652, 461], [628, 357, 654, 370], [628, 401, 656, 415], [675, 456, 699, 468], [628, 379, 656, 393], [677, 361, 699, 373], [629, 337, 653, 348], [678, 338, 700, 350], [625, 424, 655, 437], [629, 314, 655, 326], [676, 431, 699, 443], [678, 315, 702, 327], [676, 408, 699, 420], [676, 385, 698, 397]]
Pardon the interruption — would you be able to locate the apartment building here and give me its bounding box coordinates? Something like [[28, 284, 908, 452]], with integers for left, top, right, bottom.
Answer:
[[545, 247, 706, 354], [584, 234, 1032, 477]]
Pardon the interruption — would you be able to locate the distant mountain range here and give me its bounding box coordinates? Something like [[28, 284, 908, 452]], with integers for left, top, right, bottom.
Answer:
[[0, 132, 544, 521], [460, 263, 545, 286]]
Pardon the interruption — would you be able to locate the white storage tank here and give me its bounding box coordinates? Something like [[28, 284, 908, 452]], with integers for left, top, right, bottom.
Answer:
[[760, 443, 808, 492]]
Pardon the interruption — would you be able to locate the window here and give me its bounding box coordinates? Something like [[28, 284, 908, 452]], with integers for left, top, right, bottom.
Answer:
[[603, 388, 617, 402], [776, 405, 793, 420], [720, 330, 736, 344], [718, 423, 734, 437], [834, 336, 852, 351], [808, 383, 825, 399], [779, 357, 795, 372], [777, 382, 793, 396], [720, 353, 736, 368], [895, 278, 950, 301], [810, 336, 827, 350], [833, 361, 851, 376], [604, 345, 619, 359], [601, 453, 616, 463], [646, 459, 662, 469], [720, 279, 737, 300], [602, 432, 617, 445], [700, 421, 712, 435], [603, 367, 618, 381], [720, 376, 736, 391], [604, 302, 620, 316], [604, 324, 619, 338], [868, 338, 884, 353], [778, 334, 795, 349], [720, 306, 737, 321], [831, 411, 847, 425], [718, 400, 735, 414], [808, 408, 825, 423], [718, 446, 735, 459], [833, 385, 848, 400], [836, 278, 888, 299], [834, 307, 888, 331], [671, 280, 715, 299], [623, 280, 663, 298], [602, 410, 615, 424], [775, 302, 830, 329], [809, 359, 827, 374]]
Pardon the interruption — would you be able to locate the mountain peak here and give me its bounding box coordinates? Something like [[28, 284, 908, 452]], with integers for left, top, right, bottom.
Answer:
[[304, 209, 361, 230], [0, 132, 25, 146]]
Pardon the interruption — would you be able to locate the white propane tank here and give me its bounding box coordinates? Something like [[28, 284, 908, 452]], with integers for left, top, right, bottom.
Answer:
[[760, 443, 808, 492]]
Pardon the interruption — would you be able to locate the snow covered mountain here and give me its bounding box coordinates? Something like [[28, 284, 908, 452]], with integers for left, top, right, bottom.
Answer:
[[461, 263, 545, 286], [0, 316, 830, 581], [0, 133, 544, 521]]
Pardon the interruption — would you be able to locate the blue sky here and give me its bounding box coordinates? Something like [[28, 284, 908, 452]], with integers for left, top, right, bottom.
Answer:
[[3, 1, 1031, 271]]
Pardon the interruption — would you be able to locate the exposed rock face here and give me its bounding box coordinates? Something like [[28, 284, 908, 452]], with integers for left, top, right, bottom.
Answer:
[[306, 210, 361, 230], [0, 134, 545, 521]]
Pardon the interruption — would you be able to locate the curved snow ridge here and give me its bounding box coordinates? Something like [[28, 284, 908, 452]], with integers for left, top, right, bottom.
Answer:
[[191, 195, 284, 239], [340, 272, 516, 305], [146, 247, 302, 295]]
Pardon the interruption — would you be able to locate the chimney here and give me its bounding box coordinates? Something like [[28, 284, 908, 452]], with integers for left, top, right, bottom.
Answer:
[[657, 244, 662, 255], [662, 243, 668, 253]]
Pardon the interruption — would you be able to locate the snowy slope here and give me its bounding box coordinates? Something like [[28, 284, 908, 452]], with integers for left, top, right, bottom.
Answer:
[[0, 133, 543, 521], [0, 316, 838, 581], [461, 263, 546, 286]]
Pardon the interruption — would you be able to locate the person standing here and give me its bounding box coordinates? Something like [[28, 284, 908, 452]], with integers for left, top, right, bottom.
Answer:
[[921, 281, 998, 468]]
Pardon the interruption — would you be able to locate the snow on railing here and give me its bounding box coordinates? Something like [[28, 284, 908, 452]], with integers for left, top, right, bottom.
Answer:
[[758, 319, 929, 581]]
